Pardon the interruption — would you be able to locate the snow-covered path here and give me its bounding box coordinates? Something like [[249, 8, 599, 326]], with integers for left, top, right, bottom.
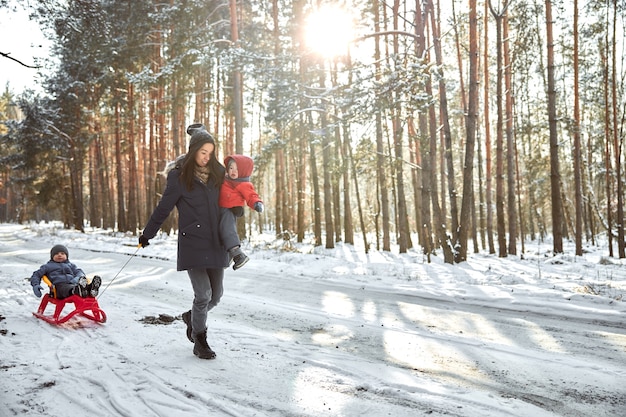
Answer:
[[0, 223, 625, 416]]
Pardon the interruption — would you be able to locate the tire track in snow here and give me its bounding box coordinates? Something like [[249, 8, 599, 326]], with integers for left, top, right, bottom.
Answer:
[[220, 268, 626, 417]]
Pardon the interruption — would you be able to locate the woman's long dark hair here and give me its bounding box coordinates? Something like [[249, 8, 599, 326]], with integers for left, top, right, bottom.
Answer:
[[179, 132, 225, 191]]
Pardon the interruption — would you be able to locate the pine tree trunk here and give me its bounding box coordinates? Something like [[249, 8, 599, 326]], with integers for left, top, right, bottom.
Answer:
[[601, 26, 613, 257], [271, 0, 284, 238], [515, 131, 525, 255], [88, 129, 99, 228], [429, 102, 454, 264], [348, 142, 368, 253], [392, 0, 409, 254], [457, 0, 479, 262], [332, 115, 342, 243], [319, 71, 335, 249], [408, 118, 425, 253], [491, 6, 507, 257], [573, 0, 583, 256], [485, 0, 495, 254], [504, 15, 517, 255], [341, 122, 354, 245], [136, 92, 147, 230], [373, 0, 391, 252], [297, 121, 307, 243], [415, 1, 432, 260], [610, 0, 625, 258], [309, 116, 322, 247], [275, 150, 285, 236], [428, 1, 459, 242], [114, 103, 126, 232], [127, 82, 138, 232], [546, 0, 564, 253], [419, 112, 433, 260]]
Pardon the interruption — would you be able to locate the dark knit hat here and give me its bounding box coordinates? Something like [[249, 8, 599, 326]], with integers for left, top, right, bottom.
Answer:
[[186, 123, 206, 136], [50, 244, 68, 259], [189, 130, 215, 152]]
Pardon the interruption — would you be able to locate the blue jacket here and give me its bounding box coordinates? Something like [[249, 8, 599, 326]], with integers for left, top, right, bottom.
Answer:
[[142, 166, 229, 271], [30, 260, 85, 287]]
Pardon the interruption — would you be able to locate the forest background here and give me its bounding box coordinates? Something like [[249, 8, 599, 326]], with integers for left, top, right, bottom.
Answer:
[[0, 0, 625, 264]]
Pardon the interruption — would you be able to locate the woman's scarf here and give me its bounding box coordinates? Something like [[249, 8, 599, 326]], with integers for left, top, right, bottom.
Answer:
[[194, 165, 210, 184]]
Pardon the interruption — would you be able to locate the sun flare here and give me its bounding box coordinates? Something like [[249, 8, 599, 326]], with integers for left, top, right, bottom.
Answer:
[[305, 5, 355, 58]]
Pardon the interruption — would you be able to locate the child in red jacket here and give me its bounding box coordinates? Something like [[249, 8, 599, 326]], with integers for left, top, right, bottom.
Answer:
[[219, 154, 264, 270]]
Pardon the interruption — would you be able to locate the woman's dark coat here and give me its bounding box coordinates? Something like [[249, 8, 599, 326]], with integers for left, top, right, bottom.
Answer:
[[142, 166, 229, 271]]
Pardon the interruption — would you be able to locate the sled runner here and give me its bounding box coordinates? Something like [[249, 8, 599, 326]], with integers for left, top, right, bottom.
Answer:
[[33, 275, 107, 325]]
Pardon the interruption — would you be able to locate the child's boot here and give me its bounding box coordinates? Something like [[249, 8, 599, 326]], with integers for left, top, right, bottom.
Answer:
[[90, 275, 102, 297], [228, 246, 249, 270], [73, 276, 88, 297]]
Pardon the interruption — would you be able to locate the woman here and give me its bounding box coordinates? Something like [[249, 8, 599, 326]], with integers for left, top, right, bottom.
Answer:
[[139, 124, 228, 359]]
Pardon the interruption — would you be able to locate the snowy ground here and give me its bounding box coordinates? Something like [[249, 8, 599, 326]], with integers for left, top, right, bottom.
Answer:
[[0, 222, 625, 417]]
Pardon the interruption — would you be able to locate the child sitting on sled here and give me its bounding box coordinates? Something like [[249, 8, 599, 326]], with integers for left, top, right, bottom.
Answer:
[[30, 244, 101, 299]]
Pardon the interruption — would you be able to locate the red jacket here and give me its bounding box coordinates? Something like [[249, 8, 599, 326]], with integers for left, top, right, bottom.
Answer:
[[219, 155, 263, 209]]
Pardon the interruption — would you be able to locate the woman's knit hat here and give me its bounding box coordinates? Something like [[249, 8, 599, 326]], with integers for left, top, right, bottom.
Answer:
[[189, 130, 215, 149], [186, 123, 207, 137], [50, 244, 69, 259], [188, 124, 215, 152]]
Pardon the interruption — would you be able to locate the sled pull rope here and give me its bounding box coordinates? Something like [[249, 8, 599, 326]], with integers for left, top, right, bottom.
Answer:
[[97, 245, 141, 299]]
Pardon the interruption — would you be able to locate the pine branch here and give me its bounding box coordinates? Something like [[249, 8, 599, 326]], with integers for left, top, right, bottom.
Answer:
[[0, 51, 40, 69]]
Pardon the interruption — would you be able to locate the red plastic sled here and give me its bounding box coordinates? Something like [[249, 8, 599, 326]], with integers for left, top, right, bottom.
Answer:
[[32, 276, 107, 325]]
